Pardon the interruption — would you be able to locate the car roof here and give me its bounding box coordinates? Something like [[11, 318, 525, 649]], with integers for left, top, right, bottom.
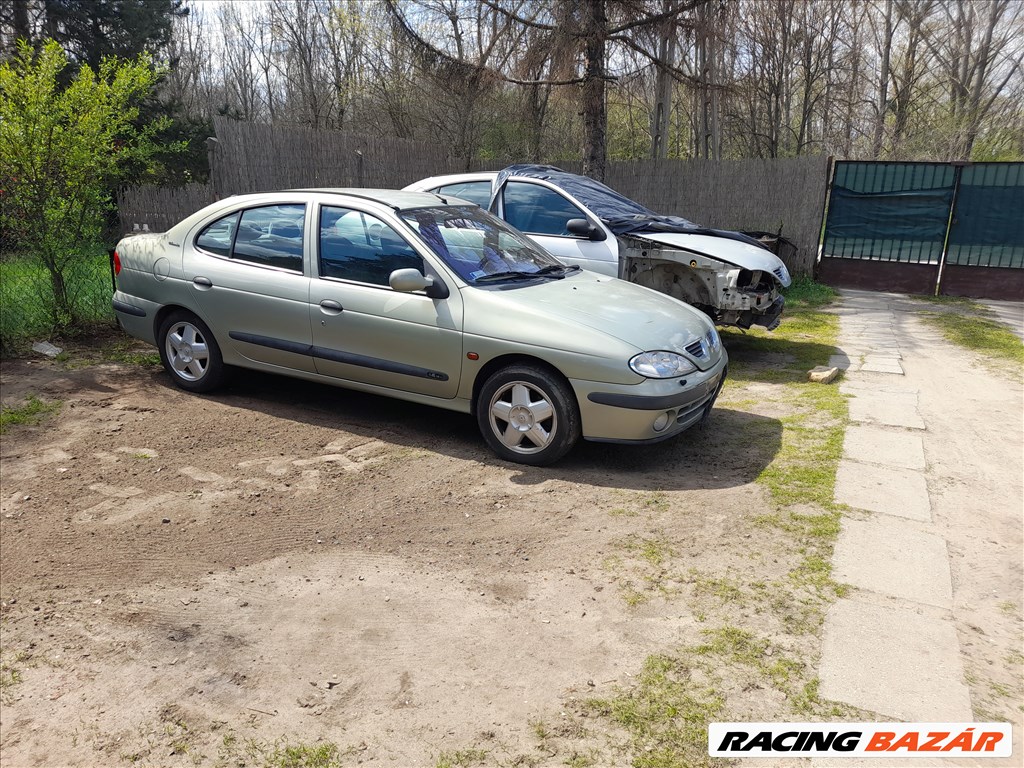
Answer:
[[162, 188, 480, 241], [288, 188, 456, 209], [404, 173, 499, 190]]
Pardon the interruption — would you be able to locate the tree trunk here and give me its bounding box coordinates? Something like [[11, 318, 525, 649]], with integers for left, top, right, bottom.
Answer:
[[527, 82, 547, 162], [581, 0, 607, 181], [871, 0, 893, 158], [650, 0, 676, 160], [13, 0, 30, 43]]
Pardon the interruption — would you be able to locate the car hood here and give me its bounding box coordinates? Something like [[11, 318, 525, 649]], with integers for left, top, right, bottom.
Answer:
[[624, 231, 792, 286], [462, 271, 720, 369]]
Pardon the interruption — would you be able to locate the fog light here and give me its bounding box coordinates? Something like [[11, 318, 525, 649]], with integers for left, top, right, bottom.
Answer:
[[653, 412, 671, 432]]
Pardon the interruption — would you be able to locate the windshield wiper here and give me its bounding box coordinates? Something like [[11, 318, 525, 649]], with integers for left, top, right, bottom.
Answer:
[[474, 268, 562, 283]]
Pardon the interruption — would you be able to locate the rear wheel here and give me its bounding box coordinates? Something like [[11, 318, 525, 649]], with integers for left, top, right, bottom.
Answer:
[[476, 364, 581, 466], [158, 311, 227, 393]]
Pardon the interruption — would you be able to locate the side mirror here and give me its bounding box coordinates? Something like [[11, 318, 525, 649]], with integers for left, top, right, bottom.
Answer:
[[389, 268, 449, 299], [566, 218, 607, 242]]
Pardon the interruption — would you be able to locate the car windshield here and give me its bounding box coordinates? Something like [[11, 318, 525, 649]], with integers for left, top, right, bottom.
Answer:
[[399, 205, 571, 285]]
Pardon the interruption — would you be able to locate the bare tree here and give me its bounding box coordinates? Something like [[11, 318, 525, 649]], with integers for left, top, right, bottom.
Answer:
[[160, 0, 1023, 167], [930, 0, 1024, 158]]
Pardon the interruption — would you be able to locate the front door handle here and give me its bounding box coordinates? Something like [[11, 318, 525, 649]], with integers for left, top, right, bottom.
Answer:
[[192, 276, 213, 289], [319, 299, 344, 315]]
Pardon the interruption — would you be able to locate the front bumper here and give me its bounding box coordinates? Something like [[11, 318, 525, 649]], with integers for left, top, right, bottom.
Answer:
[[753, 295, 785, 330], [571, 354, 728, 444]]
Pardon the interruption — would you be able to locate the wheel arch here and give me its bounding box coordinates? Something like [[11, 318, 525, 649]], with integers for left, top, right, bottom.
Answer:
[[470, 353, 576, 413], [153, 304, 228, 351], [630, 260, 719, 316], [153, 303, 194, 342]]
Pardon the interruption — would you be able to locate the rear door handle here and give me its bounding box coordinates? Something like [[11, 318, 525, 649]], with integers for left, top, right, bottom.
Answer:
[[319, 299, 344, 314], [192, 276, 213, 289]]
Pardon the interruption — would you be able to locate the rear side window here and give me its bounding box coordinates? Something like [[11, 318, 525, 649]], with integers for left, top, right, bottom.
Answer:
[[194, 204, 306, 272], [434, 182, 491, 207], [195, 212, 239, 257]]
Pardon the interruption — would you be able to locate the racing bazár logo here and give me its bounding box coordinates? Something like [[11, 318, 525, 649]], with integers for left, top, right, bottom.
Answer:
[[707, 722, 1012, 758]]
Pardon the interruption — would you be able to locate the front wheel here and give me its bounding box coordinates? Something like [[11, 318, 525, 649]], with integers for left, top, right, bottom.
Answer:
[[157, 311, 227, 393], [476, 364, 581, 466]]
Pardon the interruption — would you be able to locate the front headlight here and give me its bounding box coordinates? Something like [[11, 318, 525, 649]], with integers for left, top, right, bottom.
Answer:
[[629, 351, 697, 378], [705, 326, 720, 351]]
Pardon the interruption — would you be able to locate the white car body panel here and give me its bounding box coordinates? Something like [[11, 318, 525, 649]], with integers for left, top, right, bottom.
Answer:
[[627, 232, 792, 285], [405, 171, 791, 329]]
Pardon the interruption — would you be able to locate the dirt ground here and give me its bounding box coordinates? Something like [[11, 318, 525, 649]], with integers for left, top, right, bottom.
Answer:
[[0, 319, 1021, 767], [0, 343, 792, 767]]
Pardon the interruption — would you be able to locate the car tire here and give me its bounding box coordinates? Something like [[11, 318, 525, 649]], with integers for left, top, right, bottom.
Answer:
[[157, 310, 227, 393], [476, 364, 581, 466]]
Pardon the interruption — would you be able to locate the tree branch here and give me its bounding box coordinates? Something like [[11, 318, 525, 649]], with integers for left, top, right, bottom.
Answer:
[[608, 0, 706, 35], [478, 0, 556, 32]]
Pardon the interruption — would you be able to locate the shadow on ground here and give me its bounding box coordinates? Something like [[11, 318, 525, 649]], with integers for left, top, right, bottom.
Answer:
[[180, 366, 784, 493]]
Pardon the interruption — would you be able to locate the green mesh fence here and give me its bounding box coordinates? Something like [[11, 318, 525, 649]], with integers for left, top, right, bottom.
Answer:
[[822, 161, 1024, 270], [0, 250, 114, 353], [822, 162, 955, 265], [947, 163, 1024, 268]]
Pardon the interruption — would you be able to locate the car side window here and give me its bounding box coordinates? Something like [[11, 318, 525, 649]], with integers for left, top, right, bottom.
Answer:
[[502, 181, 586, 237], [232, 204, 306, 271], [195, 212, 239, 257], [434, 182, 491, 207], [319, 206, 424, 287]]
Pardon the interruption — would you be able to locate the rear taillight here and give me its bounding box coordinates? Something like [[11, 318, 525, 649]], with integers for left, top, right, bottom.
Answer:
[[113, 250, 122, 275]]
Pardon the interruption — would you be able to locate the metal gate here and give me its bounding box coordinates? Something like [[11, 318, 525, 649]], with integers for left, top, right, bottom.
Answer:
[[819, 161, 1024, 300]]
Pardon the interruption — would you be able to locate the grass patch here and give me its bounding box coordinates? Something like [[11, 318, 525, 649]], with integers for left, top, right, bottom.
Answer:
[[0, 395, 62, 434], [922, 312, 1024, 366], [604, 533, 682, 606], [587, 652, 726, 768], [722, 308, 840, 384], [730, 306, 848, 512], [0, 654, 24, 705], [690, 572, 747, 605], [911, 293, 987, 307], [564, 750, 599, 767], [435, 748, 488, 768], [220, 735, 351, 768], [607, 490, 669, 518], [620, 533, 675, 567], [101, 338, 162, 367], [53, 335, 162, 369], [782, 276, 838, 309], [587, 626, 861, 765]]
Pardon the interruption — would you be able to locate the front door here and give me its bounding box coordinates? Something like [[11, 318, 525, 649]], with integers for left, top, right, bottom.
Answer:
[[497, 180, 618, 276], [310, 204, 463, 399]]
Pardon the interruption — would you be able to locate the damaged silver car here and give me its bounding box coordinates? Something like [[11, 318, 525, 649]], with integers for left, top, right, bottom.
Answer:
[[405, 165, 792, 330]]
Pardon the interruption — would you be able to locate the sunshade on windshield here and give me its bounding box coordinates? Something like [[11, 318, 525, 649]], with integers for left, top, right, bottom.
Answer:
[[491, 164, 768, 250]]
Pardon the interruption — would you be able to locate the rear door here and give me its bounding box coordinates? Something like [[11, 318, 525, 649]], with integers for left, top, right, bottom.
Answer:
[[182, 202, 314, 372], [310, 203, 464, 399]]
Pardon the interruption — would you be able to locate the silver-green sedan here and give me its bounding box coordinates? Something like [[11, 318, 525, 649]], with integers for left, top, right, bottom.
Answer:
[[112, 190, 727, 465]]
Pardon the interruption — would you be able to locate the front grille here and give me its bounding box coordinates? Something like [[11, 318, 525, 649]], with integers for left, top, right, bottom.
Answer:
[[676, 388, 717, 428], [685, 339, 706, 358]]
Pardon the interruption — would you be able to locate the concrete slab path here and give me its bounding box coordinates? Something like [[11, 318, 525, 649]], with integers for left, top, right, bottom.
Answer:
[[817, 289, 1023, 765]]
